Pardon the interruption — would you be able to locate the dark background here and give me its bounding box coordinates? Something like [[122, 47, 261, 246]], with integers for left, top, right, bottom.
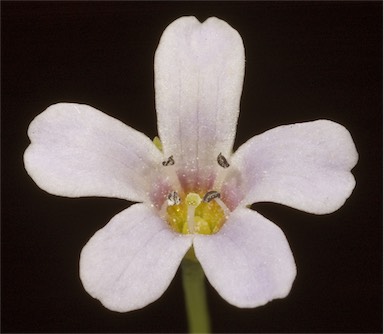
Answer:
[[2, 1, 382, 333]]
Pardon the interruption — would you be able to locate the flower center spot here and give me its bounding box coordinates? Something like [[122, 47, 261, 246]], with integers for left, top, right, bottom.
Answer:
[[166, 191, 227, 235]]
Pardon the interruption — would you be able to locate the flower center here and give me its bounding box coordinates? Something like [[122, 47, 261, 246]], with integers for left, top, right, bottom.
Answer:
[[165, 191, 229, 235], [154, 139, 235, 235]]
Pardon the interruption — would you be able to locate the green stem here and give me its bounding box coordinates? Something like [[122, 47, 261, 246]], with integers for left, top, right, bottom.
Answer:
[[181, 258, 211, 333]]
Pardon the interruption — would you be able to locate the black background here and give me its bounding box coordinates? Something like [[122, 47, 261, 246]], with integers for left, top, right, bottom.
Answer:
[[2, 1, 382, 333]]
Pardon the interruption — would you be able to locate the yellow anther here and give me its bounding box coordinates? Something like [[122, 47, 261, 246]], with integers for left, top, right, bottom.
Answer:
[[153, 136, 163, 152]]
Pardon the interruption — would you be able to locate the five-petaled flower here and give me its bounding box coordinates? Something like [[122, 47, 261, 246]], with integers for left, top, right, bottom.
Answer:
[[24, 16, 358, 312]]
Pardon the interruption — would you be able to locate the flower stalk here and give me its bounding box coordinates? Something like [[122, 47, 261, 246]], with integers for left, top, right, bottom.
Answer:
[[182, 258, 211, 333]]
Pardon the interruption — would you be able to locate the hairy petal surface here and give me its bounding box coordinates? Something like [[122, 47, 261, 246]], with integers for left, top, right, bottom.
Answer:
[[24, 103, 163, 202], [194, 208, 296, 308], [231, 120, 358, 214], [155, 16, 245, 190], [80, 204, 193, 312]]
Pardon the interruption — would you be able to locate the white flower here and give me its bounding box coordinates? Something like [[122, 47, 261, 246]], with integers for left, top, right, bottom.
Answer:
[[24, 16, 358, 312]]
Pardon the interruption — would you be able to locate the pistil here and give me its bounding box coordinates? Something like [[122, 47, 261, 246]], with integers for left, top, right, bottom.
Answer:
[[185, 193, 202, 233]]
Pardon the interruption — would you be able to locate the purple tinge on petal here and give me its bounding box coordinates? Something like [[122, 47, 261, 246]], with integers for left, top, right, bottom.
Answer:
[[149, 175, 174, 209], [176, 167, 216, 193], [220, 167, 246, 211]]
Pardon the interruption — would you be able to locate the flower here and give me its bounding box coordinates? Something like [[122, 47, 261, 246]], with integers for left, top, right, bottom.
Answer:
[[24, 16, 358, 312]]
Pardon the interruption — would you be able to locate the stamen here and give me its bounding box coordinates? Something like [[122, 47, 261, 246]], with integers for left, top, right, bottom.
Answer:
[[203, 190, 230, 219], [162, 155, 175, 166], [159, 190, 180, 220], [217, 152, 230, 168], [214, 197, 231, 218], [213, 153, 230, 190], [185, 193, 202, 234], [203, 190, 221, 203], [167, 191, 181, 206]]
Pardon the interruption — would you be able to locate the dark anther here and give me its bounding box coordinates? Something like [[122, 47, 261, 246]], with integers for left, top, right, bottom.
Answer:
[[162, 155, 175, 166], [217, 153, 230, 168], [167, 191, 181, 206], [203, 191, 221, 203]]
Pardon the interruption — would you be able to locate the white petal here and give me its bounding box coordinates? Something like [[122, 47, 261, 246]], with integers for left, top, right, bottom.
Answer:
[[24, 103, 164, 202], [155, 17, 244, 190], [194, 208, 296, 308], [230, 120, 358, 214], [79, 204, 193, 312]]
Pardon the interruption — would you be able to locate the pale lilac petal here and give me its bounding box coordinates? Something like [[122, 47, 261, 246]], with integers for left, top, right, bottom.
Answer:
[[24, 103, 165, 203], [194, 208, 296, 308], [79, 204, 193, 312], [155, 16, 244, 190], [230, 120, 358, 214]]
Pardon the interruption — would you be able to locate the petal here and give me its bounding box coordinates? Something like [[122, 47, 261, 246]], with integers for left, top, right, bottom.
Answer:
[[24, 103, 164, 202], [230, 120, 358, 214], [79, 203, 193, 312], [194, 208, 296, 308], [155, 17, 245, 190]]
